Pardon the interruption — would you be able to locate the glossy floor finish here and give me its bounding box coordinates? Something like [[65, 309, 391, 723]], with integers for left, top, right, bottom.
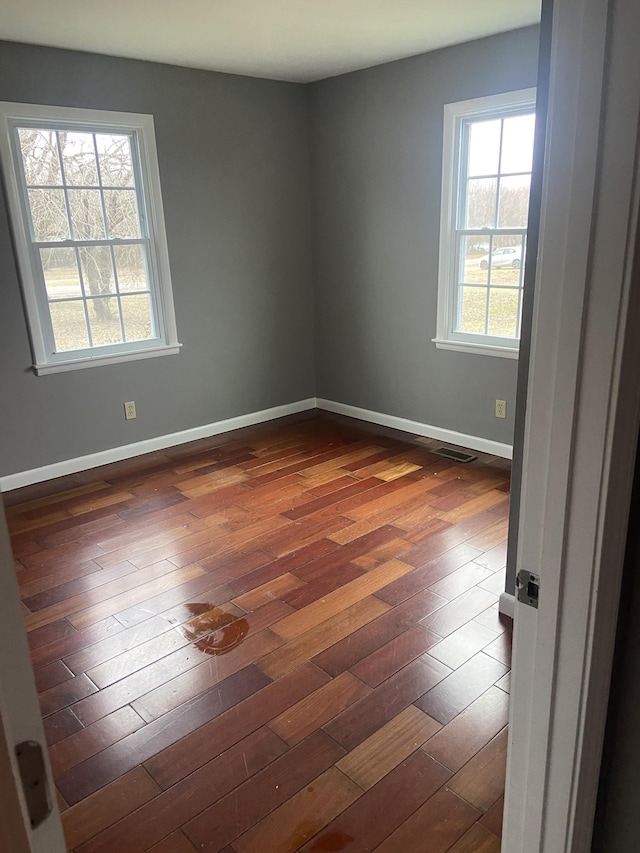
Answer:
[[5, 414, 512, 853]]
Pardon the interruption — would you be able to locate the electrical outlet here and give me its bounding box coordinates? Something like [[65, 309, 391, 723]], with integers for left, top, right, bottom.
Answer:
[[495, 399, 507, 419], [124, 401, 137, 420]]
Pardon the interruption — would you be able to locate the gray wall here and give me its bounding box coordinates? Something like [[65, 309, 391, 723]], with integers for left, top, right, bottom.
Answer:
[[309, 26, 540, 444], [0, 41, 315, 476]]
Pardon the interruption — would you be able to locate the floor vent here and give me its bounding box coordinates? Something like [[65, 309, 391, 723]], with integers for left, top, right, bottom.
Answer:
[[433, 447, 477, 463]]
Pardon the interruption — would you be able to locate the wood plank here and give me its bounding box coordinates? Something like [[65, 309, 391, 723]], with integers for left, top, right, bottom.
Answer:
[[43, 707, 84, 747], [61, 766, 160, 851], [280, 561, 366, 610], [375, 788, 480, 853], [422, 687, 510, 772], [146, 831, 199, 853], [324, 656, 450, 751], [48, 705, 146, 776], [447, 728, 509, 812], [34, 659, 74, 693], [271, 559, 413, 641], [415, 652, 508, 724], [284, 477, 383, 520], [31, 616, 126, 670], [231, 767, 362, 853], [228, 539, 340, 596], [68, 564, 206, 630], [144, 662, 329, 790], [24, 562, 205, 631], [131, 627, 283, 722], [350, 625, 440, 687], [58, 665, 271, 804], [62, 614, 185, 676], [427, 621, 499, 670], [259, 596, 390, 680], [268, 672, 371, 746], [448, 822, 502, 852], [480, 795, 504, 838], [232, 572, 306, 611], [299, 751, 451, 853], [427, 561, 493, 601], [419, 588, 497, 639], [74, 727, 287, 853], [336, 705, 441, 790], [39, 672, 98, 717], [183, 730, 345, 853], [311, 588, 446, 677], [375, 544, 483, 607]]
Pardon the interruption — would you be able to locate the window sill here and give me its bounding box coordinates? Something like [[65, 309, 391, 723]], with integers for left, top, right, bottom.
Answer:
[[433, 338, 519, 359], [33, 343, 182, 376]]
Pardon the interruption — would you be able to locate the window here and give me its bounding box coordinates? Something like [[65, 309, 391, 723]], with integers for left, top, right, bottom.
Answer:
[[434, 89, 536, 358], [0, 103, 180, 374]]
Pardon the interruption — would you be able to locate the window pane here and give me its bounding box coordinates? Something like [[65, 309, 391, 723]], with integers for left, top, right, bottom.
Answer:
[[498, 175, 531, 228], [465, 178, 497, 228], [40, 248, 82, 299], [114, 244, 148, 292], [460, 235, 490, 285], [500, 114, 535, 174], [59, 132, 99, 186], [27, 189, 69, 240], [488, 288, 519, 337], [467, 119, 501, 177], [121, 294, 153, 341], [488, 238, 523, 285], [50, 300, 89, 351], [68, 189, 106, 239], [104, 189, 141, 238], [459, 286, 487, 334], [88, 297, 123, 345], [78, 246, 115, 296], [18, 128, 62, 185], [96, 134, 135, 187]]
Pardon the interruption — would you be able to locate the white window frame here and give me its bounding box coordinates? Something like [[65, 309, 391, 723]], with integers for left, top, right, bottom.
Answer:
[[434, 88, 537, 359], [0, 102, 181, 375]]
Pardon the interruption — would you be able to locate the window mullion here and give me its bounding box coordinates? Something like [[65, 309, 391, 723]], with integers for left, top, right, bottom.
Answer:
[[109, 244, 126, 342], [54, 131, 75, 242]]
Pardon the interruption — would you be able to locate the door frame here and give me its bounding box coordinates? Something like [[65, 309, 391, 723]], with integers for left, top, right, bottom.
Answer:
[[0, 507, 66, 852], [503, 0, 640, 849]]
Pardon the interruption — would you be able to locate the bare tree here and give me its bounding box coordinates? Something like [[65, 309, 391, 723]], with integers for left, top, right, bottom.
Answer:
[[20, 129, 138, 322]]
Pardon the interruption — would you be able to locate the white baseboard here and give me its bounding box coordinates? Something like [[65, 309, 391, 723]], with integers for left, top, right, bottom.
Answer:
[[1, 396, 513, 492], [316, 398, 513, 460], [0, 398, 317, 492], [499, 592, 516, 619]]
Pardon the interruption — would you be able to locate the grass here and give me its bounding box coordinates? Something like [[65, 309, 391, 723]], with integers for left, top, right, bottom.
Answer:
[[460, 287, 519, 337], [50, 296, 152, 351], [43, 263, 152, 351]]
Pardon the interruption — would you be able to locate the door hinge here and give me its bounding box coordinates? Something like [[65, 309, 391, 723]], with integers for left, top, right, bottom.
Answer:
[[516, 569, 540, 609], [15, 740, 52, 829]]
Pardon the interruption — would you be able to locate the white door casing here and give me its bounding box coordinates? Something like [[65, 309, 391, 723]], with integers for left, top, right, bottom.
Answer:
[[0, 503, 66, 852], [503, 0, 640, 850]]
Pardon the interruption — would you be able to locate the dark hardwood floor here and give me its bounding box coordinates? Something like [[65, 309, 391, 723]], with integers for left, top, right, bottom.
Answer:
[[5, 413, 511, 852]]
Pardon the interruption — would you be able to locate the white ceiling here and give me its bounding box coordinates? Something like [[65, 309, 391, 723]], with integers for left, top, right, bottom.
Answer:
[[0, 0, 541, 83]]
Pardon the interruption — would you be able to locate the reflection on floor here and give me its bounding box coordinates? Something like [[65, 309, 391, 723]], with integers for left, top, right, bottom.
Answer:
[[5, 413, 512, 853]]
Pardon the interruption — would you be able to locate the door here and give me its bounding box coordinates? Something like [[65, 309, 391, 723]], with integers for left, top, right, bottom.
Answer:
[[503, 0, 640, 849], [0, 499, 66, 852]]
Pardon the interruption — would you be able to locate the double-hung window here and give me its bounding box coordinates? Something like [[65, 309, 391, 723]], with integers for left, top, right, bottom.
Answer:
[[0, 103, 180, 374], [434, 88, 536, 357]]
